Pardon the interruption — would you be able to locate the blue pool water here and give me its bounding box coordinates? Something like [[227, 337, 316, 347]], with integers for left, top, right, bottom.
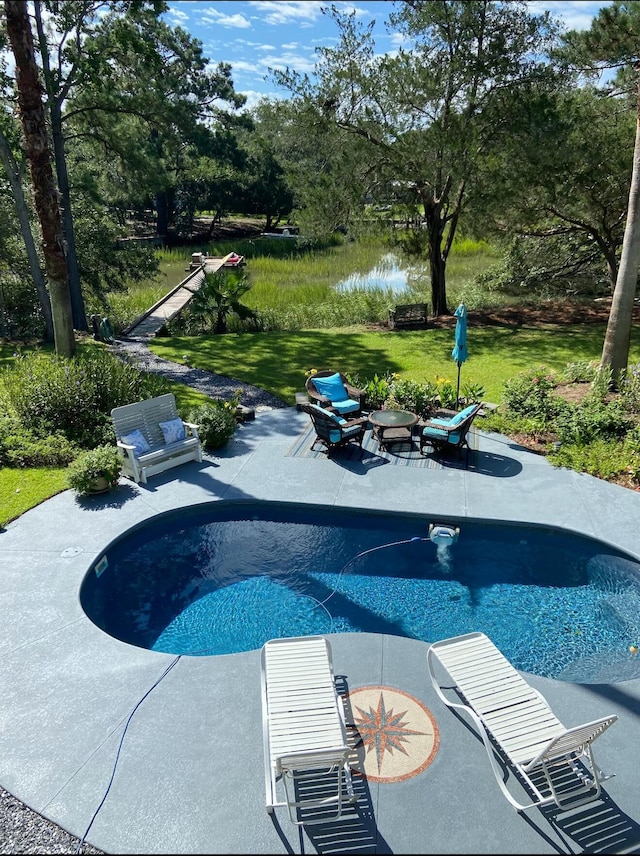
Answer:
[[80, 501, 640, 683]]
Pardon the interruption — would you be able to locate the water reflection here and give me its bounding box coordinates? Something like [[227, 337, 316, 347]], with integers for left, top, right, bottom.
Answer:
[[334, 252, 425, 293]]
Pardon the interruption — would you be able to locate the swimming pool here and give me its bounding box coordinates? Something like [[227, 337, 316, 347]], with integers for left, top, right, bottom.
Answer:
[[80, 501, 640, 683]]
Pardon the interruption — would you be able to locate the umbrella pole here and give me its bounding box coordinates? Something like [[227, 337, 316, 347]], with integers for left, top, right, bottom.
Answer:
[[455, 362, 461, 410]]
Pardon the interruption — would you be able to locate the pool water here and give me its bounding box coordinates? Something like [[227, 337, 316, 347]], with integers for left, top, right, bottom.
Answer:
[[80, 502, 640, 683]]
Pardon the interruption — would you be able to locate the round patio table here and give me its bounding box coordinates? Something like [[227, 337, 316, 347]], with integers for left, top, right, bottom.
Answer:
[[369, 408, 419, 449]]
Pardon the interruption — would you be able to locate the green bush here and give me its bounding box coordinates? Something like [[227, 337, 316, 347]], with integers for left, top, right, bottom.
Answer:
[[434, 376, 458, 409], [460, 379, 486, 404], [548, 438, 631, 479], [187, 401, 237, 449], [620, 363, 640, 413], [66, 444, 122, 494], [1, 428, 78, 468], [561, 359, 600, 384], [386, 377, 439, 417], [553, 399, 633, 445], [502, 366, 566, 422], [1, 350, 170, 448], [347, 371, 394, 410]]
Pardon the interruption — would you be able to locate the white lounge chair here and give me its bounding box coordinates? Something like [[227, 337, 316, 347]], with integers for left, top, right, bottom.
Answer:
[[261, 635, 356, 824], [427, 632, 618, 812]]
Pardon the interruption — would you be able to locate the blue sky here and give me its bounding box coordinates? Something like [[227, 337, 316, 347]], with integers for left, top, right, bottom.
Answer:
[[163, 1, 613, 111]]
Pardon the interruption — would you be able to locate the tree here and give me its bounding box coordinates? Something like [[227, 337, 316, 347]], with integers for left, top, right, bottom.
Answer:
[[250, 96, 374, 240], [571, 1, 640, 380], [273, 0, 562, 315], [469, 86, 633, 295], [65, 2, 245, 240], [4, 0, 74, 356], [0, 14, 53, 339], [0, 116, 53, 339]]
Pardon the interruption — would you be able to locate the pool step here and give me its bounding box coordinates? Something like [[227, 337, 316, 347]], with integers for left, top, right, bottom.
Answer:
[[600, 590, 640, 639]]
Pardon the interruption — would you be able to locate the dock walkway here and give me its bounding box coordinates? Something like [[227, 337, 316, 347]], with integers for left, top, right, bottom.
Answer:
[[123, 252, 236, 339]]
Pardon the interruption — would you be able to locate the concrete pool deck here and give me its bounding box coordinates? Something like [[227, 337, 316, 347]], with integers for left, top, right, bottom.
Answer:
[[1, 406, 640, 854]]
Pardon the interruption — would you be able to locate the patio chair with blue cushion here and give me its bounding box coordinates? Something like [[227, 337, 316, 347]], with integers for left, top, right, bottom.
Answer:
[[300, 403, 368, 454], [418, 402, 483, 461], [305, 371, 365, 416]]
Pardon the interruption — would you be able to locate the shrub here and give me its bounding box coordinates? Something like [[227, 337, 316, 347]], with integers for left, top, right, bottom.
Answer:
[[434, 376, 457, 409], [66, 444, 122, 494], [386, 377, 438, 417], [502, 366, 565, 422], [620, 363, 640, 414], [187, 401, 237, 449], [1, 350, 170, 448], [561, 359, 599, 384], [348, 372, 395, 410], [553, 399, 633, 445], [460, 379, 486, 405], [2, 429, 78, 468], [548, 439, 631, 480]]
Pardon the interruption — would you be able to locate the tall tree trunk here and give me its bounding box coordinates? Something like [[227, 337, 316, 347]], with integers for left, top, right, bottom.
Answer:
[[5, 0, 75, 357], [33, 0, 87, 331], [601, 76, 640, 383], [0, 128, 54, 340], [156, 191, 168, 239], [424, 204, 450, 317]]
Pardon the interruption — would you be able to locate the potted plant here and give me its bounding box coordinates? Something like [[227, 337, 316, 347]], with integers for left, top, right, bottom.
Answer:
[[67, 444, 122, 495]]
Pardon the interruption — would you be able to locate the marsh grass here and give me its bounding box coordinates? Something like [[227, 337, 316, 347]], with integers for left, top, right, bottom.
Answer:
[[112, 235, 500, 333]]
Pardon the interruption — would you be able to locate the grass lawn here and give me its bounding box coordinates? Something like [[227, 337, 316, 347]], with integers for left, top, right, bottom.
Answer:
[[148, 322, 640, 406], [0, 467, 68, 528]]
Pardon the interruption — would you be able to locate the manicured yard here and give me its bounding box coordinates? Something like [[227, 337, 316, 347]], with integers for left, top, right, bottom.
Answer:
[[149, 322, 640, 406]]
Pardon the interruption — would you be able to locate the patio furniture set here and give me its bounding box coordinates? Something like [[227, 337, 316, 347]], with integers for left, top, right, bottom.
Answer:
[[303, 369, 483, 460]]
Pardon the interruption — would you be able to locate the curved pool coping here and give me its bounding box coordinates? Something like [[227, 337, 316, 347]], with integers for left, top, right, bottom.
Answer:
[[1, 406, 640, 854]]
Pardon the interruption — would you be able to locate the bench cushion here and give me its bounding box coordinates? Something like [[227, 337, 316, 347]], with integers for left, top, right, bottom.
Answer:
[[159, 417, 186, 444], [121, 428, 150, 455]]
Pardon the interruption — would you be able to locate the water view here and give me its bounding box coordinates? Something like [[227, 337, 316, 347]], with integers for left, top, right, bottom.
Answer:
[[334, 252, 428, 294]]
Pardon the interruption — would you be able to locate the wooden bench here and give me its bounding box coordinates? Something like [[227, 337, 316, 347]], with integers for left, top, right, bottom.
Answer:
[[388, 302, 428, 329], [111, 393, 202, 484]]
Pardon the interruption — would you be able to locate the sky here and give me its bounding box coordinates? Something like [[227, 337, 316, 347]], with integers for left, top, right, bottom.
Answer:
[[163, 0, 614, 112]]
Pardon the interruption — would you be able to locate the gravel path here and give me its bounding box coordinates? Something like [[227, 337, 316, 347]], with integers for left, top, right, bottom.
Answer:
[[0, 337, 289, 854], [109, 335, 290, 411]]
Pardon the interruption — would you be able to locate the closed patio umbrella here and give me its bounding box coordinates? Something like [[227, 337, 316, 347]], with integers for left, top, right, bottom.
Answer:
[[452, 302, 468, 410]]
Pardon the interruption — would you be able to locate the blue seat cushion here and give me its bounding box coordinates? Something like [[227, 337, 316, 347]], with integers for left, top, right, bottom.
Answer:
[[329, 423, 362, 443], [311, 373, 349, 403], [331, 398, 359, 415], [422, 426, 462, 444], [308, 403, 347, 425], [450, 404, 478, 426]]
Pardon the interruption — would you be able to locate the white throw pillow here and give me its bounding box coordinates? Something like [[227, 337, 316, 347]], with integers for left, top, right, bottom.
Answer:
[[121, 428, 150, 455], [159, 417, 186, 445]]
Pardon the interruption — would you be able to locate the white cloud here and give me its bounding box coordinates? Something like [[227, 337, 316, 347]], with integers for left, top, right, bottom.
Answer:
[[165, 8, 189, 24], [247, 0, 325, 26], [333, 2, 375, 21], [528, 1, 612, 32], [261, 51, 318, 75], [200, 9, 252, 28]]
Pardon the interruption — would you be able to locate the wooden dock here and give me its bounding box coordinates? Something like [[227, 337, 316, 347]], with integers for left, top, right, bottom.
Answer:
[[123, 252, 237, 338]]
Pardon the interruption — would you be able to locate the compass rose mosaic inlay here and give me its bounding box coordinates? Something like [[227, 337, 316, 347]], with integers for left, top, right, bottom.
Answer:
[[346, 686, 440, 783]]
